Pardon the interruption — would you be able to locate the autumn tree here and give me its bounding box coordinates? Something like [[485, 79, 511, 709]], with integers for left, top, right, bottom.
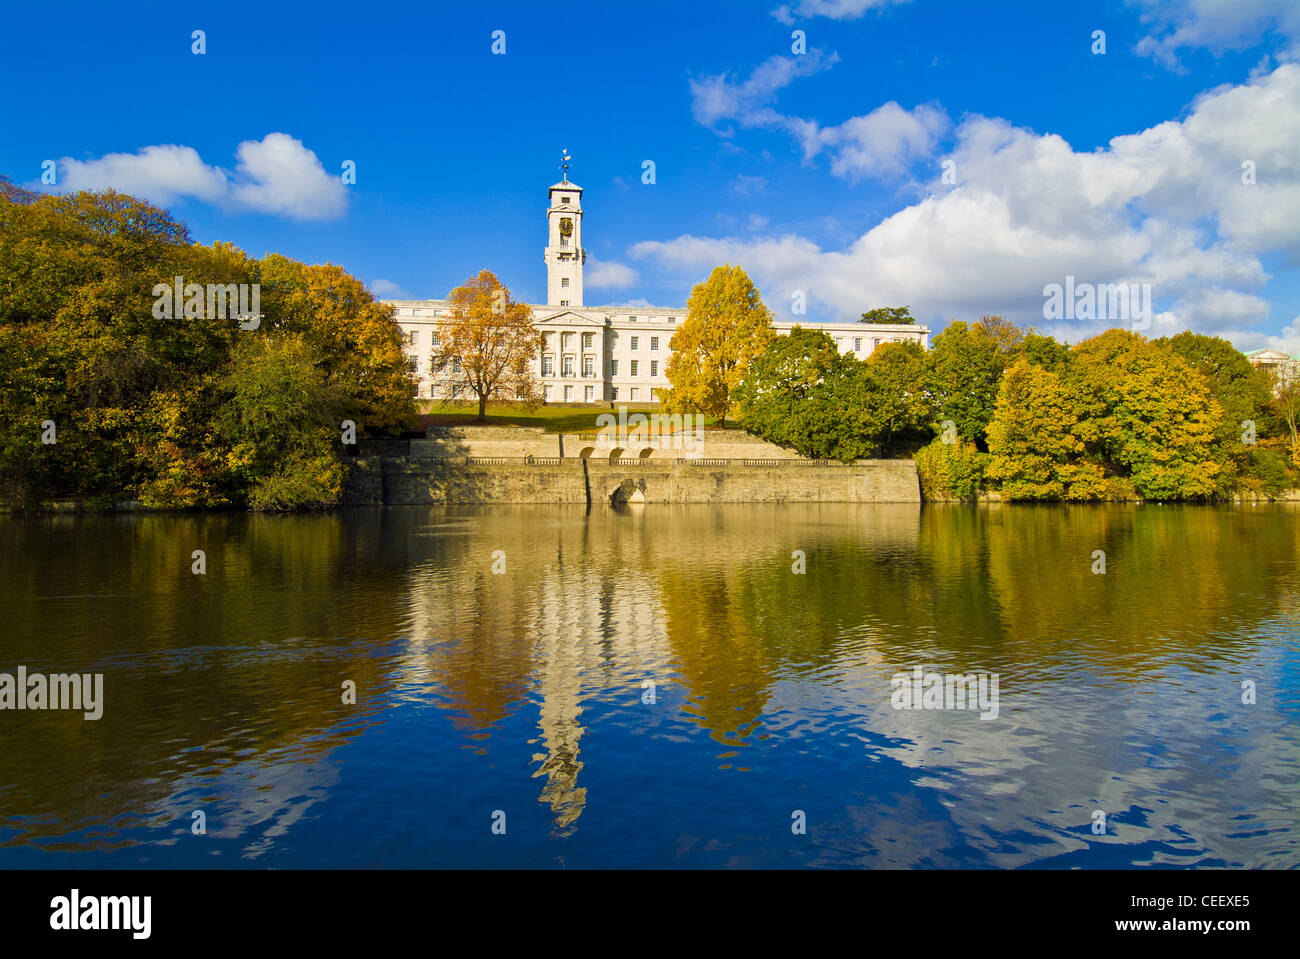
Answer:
[[985, 360, 1104, 500], [1068, 330, 1225, 500], [0, 185, 413, 509], [433, 269, 544, 421], [660, 264, 774, 427]]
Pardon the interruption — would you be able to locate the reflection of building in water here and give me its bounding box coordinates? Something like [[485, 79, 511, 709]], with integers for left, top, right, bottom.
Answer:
[[395, 510, 674, 835]]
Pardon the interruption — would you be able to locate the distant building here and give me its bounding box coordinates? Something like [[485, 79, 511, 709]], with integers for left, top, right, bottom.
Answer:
[[385, 169, 928, 404], [1246, 348, 1298, 394]]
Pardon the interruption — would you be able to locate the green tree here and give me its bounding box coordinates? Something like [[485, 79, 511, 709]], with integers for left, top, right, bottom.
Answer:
[[925, 315, 1025, 448], [860, 306, 915, 325], [661, 264, 774, 427], [216, 334, 348, 510], [864, 340, 934, 455]]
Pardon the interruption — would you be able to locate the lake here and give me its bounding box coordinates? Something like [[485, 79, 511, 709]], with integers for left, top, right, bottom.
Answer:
[[1, 504, 1297, 868]]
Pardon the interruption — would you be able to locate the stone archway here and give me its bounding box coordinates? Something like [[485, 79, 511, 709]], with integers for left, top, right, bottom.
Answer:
[[608, 448, 624, 464], [579, 447, 595, 459], [638, 448, 653, 459], [609, 478, 646, 506]]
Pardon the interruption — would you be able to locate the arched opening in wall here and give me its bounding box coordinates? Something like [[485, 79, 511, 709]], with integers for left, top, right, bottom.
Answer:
[[608, 448, 624, 464], [610, 479, 646, 506], [579, 447, 595, 460], [638, 448, 653, 459]]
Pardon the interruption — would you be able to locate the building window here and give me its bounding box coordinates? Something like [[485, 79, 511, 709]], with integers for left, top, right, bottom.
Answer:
[[452, 357, 462, 373], [854, 337, 862, 351], [650, 360, 658, 377], [408, 330, 419, 345], [612, 387, 619, 401], [873, 338, 880, 349], [610, 359, 619, 376], [585, 385, 594, 402], [544, 385, 553, 401], [562, 355, 574, 377], [628, 316, 637, 323], [630, 360, 639, 376], [630, 336, 639, 351], [564, 386, 573, 401], [560, 299, 569, 306], [582, 355, 593, 378], [561, 277, 569, 288], [650, 389, 658, 401], [582, 332, 593, 349], [650, 337, 659, 351], [407, 357, 419, 374], [542, 355, 554, 376], [562, 332, 573, 350], [630, 388, 639, 401]]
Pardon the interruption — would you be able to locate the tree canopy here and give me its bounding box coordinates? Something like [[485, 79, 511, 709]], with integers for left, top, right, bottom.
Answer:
[[433, 269, 544, 421], [0, 186, 413, 510], [660, 264, 774, 427]]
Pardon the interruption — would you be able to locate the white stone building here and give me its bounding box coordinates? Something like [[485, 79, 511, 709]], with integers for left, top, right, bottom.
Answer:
[[385, 173, 929, 404]]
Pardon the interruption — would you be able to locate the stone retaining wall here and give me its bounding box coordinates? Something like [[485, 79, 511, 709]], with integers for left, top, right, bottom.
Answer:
[[342, 456, 922, 506]]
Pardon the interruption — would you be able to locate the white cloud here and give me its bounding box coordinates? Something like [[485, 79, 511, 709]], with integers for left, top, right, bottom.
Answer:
[[1133, 0, 1300, 68], [729, 174, 768, 195], [226, 133, 346, 220], [690, 51, 839, 129], [1266, 314, 1300, 354], [585, 259, 640, 290], [771, 0, 911, 25], [51, 133, 347, 221], [636, 64, 1300, 346], [690, 52, 947, 180], [369, 279, 411, 298], [58, 144, 228, 205]]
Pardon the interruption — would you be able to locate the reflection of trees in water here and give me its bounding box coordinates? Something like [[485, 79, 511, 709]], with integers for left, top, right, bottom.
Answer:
[[3, 503, 1297, 854], [0, 513, 403, 849]]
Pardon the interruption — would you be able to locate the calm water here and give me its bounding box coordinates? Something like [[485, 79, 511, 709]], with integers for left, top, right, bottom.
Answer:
[[0, 504, 1297, 869]]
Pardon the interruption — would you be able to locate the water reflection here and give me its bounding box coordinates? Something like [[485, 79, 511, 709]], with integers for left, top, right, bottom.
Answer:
[[0, 504, 1296, 867]]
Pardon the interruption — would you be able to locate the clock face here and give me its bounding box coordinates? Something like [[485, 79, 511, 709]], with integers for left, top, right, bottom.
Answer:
[[559, 217, 573, 236]]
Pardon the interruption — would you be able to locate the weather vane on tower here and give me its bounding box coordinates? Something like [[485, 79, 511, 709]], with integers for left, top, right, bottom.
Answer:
[[560, 149, 571, 182]]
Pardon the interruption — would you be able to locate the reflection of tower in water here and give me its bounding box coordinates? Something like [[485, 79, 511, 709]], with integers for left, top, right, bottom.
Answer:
[[529, 558, 670, 836]]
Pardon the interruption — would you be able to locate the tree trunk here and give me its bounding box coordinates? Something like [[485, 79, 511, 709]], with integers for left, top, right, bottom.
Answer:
[[478, 393, 487, 421]]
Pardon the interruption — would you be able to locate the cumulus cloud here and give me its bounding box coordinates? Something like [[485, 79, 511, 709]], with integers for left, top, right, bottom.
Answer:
[[585, 259, 640, 290], [50, 133, 347, 220], [637, 64, 1300, 345], [1133, 0, 1300, 69], [225, 133, 346, 219], [59, 144, 228, 205], [690, 51, 947, 181]]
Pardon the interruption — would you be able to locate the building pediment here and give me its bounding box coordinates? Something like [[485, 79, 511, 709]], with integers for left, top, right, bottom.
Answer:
[[533, 308, 607, 327]]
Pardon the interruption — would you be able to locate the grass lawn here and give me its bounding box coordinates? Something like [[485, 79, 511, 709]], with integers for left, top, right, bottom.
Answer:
[[415, 401, 724, 433]]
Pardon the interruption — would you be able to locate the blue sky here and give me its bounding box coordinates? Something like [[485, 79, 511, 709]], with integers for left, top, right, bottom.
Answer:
[[3, 0, 1298, 349]]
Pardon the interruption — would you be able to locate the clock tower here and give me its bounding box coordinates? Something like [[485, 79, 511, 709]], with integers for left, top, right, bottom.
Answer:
[[544, 153, 585, 306]]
